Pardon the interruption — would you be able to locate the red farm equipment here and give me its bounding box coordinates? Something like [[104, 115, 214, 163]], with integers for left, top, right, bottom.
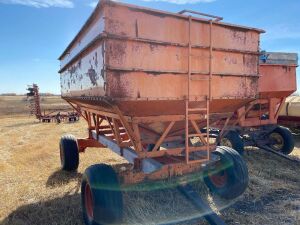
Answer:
[[26, 84, 80, 123], [216, 52, 298, 160], [57, 1, 297, 224]]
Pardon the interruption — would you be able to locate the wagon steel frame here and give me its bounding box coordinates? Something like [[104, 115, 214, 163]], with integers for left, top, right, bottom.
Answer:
[[235, 98, 285, 127], [66, 97, 245, 186], [206, 97, 286, 130], [56, 1, 298, 225], [195, 97, 289, 148]]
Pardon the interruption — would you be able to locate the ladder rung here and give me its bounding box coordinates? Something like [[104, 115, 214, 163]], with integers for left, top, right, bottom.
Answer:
[[188, 108, 207, 112], [187, 158, 208, 164], [188, 133, 206, 138]]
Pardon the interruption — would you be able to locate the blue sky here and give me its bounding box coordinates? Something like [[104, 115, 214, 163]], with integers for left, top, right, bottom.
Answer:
[[0, 0, 299, 94]]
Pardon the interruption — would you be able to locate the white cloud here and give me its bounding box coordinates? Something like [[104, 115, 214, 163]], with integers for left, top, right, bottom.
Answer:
[[88, 0, 122, 7], [0, 0, 74, 8], [88, 1, 98, 8], [0, 0, 215, 8], [262, 24, 300, 41], [141, 0, 215, 4]]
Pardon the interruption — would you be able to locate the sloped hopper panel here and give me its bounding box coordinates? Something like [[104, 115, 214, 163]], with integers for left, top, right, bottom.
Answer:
[[59, 0, 263, 116], [259, 52, 298, 98]]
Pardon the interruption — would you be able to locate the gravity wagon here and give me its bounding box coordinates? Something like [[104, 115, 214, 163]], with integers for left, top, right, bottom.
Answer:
[[56, 0, 292, 224], [216, 52, 297, 156]]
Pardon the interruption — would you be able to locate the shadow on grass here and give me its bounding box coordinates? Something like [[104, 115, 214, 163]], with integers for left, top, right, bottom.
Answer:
[[46, 169, 82, 188], [2, 188, 295, 225], [0, 194, 84, 225], [1, 170, 84, 225], [0, 188, 207, 225]]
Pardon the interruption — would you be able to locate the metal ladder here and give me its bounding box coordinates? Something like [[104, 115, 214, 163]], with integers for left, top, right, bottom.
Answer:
[[184, 17, 214, 164]]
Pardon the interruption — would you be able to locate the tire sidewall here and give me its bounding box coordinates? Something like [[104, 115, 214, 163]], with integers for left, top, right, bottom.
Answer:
[[269, 126, 294, 155], [204, 146, 248, 199], [60, 135, 79, 171], [205, 150, 235, 195], [220, 131, 244, 155], [82, 164, 123, 225], [81, 177, 96, 225]]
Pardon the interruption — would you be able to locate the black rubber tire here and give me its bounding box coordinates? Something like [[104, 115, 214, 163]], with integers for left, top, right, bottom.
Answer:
[[219, 130, 244, 155], [60, 135, 79, 171], [81, 164, 123, 225], [204, 146, 249, 200], [268, 126, 294, 155]]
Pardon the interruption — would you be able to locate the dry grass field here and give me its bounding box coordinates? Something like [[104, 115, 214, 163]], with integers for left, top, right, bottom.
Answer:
[[0, 96, 70, 118], [0, 96, 299, 225]]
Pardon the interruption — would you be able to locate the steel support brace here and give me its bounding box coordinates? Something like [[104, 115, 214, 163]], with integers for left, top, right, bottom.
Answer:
[[91, 130, 162, 173], [77, 138, 104, 152]]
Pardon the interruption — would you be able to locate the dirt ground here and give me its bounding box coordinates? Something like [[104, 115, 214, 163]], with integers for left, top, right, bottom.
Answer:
[[0, 97, 299, 225]]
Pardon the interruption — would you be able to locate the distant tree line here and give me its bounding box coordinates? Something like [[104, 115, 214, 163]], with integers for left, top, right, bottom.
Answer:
[[0, 93, 59, 96], [40, 93, 57, 96], [0, 93, 17, 96]]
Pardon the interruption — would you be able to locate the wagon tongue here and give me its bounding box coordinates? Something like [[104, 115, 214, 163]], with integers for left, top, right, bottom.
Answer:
[[177, 184, 226, 225]]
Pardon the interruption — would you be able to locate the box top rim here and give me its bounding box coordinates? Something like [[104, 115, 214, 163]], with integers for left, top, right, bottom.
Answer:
[[58, 0, 265, 60]]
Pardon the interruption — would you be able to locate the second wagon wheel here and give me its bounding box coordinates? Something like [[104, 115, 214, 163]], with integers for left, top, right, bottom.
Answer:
[[60, 134, 79, 171], [81, 164, 123, 225], [218, 130, 244, 155], [204, 146, 249, 200], [268, 126, 295, 155]]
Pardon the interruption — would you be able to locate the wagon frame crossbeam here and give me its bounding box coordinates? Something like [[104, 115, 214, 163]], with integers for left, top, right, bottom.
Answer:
[[74, 102, 233, 179]]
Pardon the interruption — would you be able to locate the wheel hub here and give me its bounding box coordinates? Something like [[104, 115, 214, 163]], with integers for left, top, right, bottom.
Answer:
[[209, 170, 228, 188], [220, 138, 233, 148], [85, 183, 94, 220], [269, 132, 284, 151], [59, 144, 64, 165]]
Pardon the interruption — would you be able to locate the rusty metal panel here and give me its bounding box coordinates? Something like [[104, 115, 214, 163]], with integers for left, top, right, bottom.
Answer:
[[105, 3, 260, 52], [106, 39, 188, 73], [259, 64, 297, 98], [113, 99, 251, 116], [209, 51, 258, 75], [105, 39, 258, 76], [106, 71, 258, 100], [61, 42, 105, 97]]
